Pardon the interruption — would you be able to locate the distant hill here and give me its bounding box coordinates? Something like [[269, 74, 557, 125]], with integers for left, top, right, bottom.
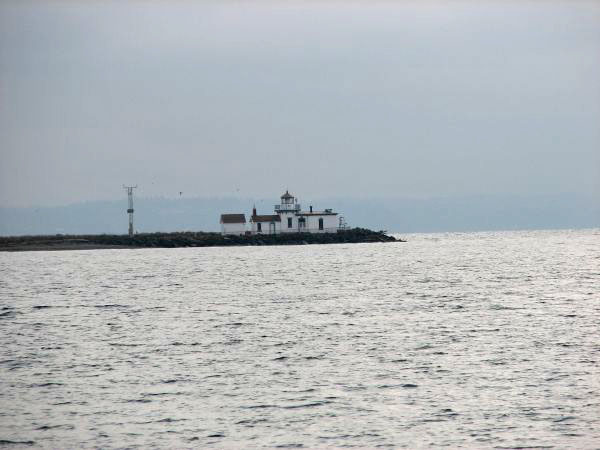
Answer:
[[0, 193, 598, 236]]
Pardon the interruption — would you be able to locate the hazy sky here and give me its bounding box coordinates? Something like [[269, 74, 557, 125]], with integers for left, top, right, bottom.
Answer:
[[1, 1, 599, 207]]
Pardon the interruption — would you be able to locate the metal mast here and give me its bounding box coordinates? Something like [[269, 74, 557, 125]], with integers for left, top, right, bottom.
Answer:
[[123, 185, 137, 237]]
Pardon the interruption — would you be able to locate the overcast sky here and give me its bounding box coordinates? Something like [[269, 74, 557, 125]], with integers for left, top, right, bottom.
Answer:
[[1, 1, 599, 207]]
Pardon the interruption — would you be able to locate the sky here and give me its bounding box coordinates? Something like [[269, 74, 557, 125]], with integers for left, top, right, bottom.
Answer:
[[1, 1, 599, 207]]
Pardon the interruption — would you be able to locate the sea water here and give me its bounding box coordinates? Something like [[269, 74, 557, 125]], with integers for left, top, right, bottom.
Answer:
[[1, 229, 599, 448]]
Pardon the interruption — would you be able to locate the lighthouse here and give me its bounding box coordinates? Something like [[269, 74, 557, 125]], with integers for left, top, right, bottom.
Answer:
[[220, 189, 341, 235], [275, 190, 301, 231]]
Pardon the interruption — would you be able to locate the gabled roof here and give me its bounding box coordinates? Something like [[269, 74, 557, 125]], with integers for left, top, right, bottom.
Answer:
[[220, 214, 246, 224], [281, 190, 294, 199], [251, 214, 281, 222]]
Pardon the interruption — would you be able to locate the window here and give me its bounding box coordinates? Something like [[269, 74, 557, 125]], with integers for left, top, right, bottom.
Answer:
[[288, 217, 292, 228], [299, 218, 305, 229], [257, 223, 262, 232], [318, 218, 324, 230]]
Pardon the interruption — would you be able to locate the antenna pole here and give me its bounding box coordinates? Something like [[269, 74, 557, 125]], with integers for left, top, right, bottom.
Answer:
[[123, 185, 137, 237]]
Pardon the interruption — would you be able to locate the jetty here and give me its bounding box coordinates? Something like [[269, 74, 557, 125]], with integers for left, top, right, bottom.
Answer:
[[0, 228, 402, 252]]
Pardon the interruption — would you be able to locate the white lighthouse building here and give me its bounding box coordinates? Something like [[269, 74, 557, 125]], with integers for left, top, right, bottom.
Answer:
[[220, 190, 342, 235], [270, 190, 339, 234]]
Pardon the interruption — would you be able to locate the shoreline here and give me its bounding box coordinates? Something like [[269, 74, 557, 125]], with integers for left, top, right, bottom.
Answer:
[[0, 228, 403, 252]]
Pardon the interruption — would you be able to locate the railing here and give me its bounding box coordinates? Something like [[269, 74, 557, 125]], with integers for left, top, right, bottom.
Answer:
[[274, 204, 301, 212], [288, 227, 339, 234], [251, 227, 339, 235]]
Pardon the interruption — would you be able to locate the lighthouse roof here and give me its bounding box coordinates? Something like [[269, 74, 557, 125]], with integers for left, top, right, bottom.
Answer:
[[251, 214, 281, 222], [280, 190, 294, 199], [220, 213, 246, 224], [296, 211, 338, 216]]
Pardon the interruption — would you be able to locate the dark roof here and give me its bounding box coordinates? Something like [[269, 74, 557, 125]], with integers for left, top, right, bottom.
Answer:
[[252, 214, 281, 222], [220, 214, 246, 224], [296, 211, 338, 216], [280, 190, 294, 199]]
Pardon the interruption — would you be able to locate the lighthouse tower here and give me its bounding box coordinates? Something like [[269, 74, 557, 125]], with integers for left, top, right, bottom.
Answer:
[[275, 190, 301, 232]]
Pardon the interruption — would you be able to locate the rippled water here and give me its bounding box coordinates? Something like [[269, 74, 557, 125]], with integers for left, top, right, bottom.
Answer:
[[1, 229, 599, 448]]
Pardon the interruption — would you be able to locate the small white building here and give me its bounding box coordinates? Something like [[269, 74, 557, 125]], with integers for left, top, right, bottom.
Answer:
[[218, 190, 343, 235], [220, 214, 246, 235]]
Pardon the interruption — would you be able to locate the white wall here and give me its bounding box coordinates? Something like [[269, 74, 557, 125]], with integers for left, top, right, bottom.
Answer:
[[221, 222, 246, 235], [276, 213, 338, 233], [250, 220, 281, 234], [303, 214, 338, 233], [278, 211, 339, 233], [279, 211, 298, 233]]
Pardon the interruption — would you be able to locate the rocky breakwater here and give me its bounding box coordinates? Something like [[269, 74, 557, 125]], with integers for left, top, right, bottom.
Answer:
[[0, 228, 403, 252]]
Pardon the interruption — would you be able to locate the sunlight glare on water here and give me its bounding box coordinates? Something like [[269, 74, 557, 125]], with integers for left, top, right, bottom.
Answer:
[[1, 229, 599, 448]]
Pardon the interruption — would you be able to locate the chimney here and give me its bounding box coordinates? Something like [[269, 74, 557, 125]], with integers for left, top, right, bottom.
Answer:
[[252, 205, 257, 217], [310, 205, 313, 213]]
